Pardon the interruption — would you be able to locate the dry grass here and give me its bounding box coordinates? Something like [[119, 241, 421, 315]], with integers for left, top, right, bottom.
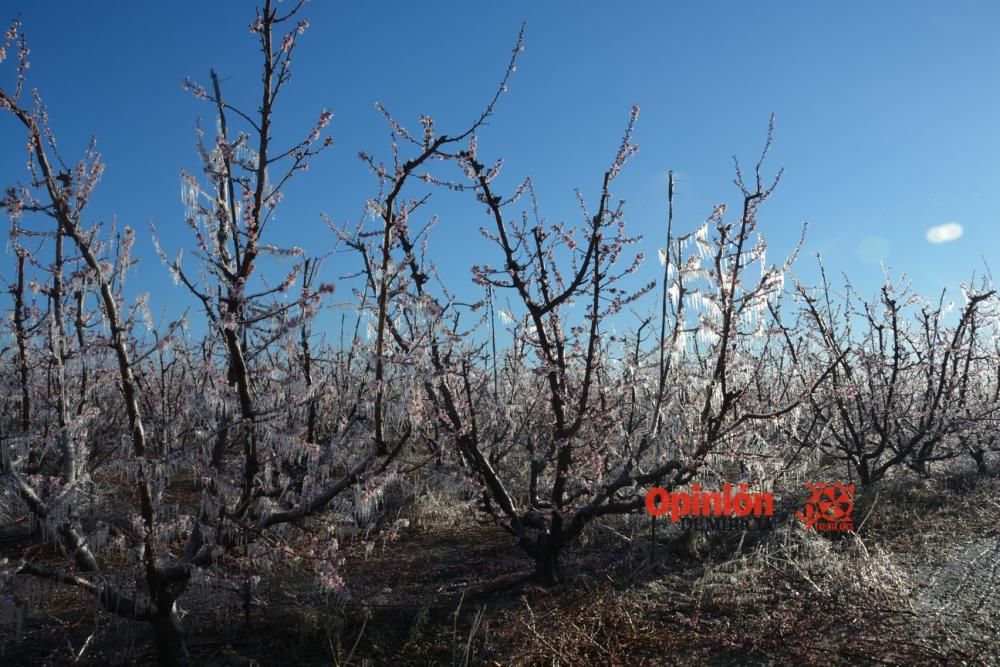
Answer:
[[3, 467, 1000, 665]]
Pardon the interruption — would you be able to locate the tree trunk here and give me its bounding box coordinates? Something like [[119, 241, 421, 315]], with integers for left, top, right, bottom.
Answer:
[[151, 608, 189, 667], [532, 535, 563, 586], [911, 459, 931, 478], [857, 459, 872, 486], [971, 448, 988, 475]]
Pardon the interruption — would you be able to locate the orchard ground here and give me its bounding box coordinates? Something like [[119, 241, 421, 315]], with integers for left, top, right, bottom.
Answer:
[[3, 459, 998, 666]]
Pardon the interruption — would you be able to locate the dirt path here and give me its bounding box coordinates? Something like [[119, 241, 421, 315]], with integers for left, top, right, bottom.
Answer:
[[905, 534, 1000, 660]]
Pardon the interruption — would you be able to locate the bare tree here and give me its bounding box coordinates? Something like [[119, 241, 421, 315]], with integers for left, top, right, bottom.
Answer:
[[796, 265, 996, 485], [3, 7, 374, 663], [0, 16, 196, 662], [418, 115, 830, 583]]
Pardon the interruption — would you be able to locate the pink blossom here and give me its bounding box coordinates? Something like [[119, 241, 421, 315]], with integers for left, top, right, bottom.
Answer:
[[182, 77, 209, 100]]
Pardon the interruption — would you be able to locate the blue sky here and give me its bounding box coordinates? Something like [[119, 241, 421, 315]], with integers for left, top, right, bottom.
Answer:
[[2, 1, 998, 334]]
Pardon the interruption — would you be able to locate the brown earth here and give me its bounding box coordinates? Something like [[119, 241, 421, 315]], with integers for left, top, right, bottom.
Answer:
[[2, 471, 999, 665]]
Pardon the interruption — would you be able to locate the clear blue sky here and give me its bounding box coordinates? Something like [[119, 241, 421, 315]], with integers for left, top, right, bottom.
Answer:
[[2, 1, 998, 333]]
